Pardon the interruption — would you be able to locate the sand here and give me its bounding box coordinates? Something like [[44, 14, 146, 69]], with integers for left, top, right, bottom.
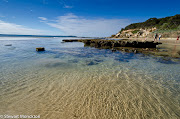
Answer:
[[0, 63, 179, 119], [0, 38, 180, 119]]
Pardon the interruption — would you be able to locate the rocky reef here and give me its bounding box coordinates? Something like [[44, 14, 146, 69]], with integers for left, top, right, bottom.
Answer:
[[63, 39, 161, 48], [62, 39, 180, 58], [82, 39, 161, 48]]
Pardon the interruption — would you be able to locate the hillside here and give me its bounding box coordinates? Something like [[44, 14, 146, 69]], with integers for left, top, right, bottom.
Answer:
[[112, 14, 180, 38]]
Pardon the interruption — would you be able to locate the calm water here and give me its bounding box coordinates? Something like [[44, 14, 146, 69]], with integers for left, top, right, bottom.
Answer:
[[0, 37, 180, 119]]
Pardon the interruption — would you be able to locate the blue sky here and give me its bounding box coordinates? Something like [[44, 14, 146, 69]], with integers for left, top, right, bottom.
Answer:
[[0, 0, 179, 37]]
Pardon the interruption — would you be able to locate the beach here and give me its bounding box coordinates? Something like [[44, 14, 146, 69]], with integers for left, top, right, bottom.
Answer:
[[112, 38, 180, 58], [0, 0, 180, 118], [0, 37, 180, 118]]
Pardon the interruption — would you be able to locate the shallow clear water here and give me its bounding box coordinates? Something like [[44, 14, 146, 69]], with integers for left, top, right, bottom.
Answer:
[[0, 37, 180, 119]]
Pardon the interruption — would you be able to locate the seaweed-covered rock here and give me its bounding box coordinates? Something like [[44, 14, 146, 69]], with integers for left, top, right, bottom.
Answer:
[[36, 47, 45, 51]]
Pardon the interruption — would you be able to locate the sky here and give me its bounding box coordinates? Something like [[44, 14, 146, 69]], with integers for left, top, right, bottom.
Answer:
[[0, 0, 179, 37]]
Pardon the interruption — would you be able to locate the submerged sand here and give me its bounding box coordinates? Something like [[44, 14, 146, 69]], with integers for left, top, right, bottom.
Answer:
[[0, 62, 179, 119], [0, 38, 180, 119]]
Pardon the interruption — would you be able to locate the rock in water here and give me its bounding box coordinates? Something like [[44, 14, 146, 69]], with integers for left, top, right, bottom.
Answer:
[[36, 47, 45, 51], [111, 48, 116, 52], [5, 44, 12, 46]]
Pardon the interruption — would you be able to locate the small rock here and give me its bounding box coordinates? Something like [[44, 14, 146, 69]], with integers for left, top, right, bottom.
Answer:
[[5, 44, 12, 46], [125, 49, 129, 52], [111, 48, 116, 52], [36, 47, 45, 51], [86, 61, 98, 66]]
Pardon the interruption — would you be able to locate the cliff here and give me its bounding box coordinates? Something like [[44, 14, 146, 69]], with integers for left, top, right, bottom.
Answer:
[[112, 14, 180, 38]]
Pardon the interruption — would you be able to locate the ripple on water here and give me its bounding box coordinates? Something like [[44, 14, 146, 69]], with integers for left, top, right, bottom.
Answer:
[[0, 38, 180, 119]]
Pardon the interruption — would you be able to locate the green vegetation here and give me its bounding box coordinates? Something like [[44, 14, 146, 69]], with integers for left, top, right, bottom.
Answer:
[[120, 14, 180, 32], [111, 34, 116, 37], [132, 30, 140, 34]]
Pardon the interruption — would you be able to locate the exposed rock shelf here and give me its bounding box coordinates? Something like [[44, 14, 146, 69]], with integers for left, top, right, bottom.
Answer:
[[62, 39, 162, 48], [62, 39, 180, 58]]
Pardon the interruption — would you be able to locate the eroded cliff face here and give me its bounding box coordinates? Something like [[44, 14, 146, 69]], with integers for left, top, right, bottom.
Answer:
[[114, 28, 157, 38], [112, 28, 180, 38]]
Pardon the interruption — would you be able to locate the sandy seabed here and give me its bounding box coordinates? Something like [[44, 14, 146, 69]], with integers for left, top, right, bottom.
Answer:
[[0, 38, 180, 119], [0, 61, 179, 119]]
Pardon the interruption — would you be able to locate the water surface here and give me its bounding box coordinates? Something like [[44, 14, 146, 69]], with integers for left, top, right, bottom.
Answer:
[[0, 37, 180, 119]]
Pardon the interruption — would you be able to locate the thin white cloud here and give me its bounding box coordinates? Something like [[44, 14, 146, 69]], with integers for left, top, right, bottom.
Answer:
[[0, 20, 46, 35], [64, 5, 73, 8], [56, 0, 73, 9], [41, 13, 131, 37], [38, 17, 47, 21]]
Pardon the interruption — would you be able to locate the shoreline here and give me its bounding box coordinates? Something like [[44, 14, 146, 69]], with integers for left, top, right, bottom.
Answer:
[[1, 37, 180, 118], [63, 38, 180, 58], [112, 37, 179, 43]]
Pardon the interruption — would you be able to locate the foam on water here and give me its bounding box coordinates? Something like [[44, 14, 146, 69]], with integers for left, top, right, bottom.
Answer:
[[0, 37, 180, 118]]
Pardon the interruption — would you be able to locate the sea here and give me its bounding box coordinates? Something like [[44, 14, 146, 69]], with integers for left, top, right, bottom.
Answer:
[[0, 37, 180, 119]]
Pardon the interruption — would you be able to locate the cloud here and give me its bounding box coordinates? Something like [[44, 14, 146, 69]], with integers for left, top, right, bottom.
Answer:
[[38, 17, 47, 21], [0, 20, 46, 35], [63, 5, 73, 8], [56, 0, 73, 9], [41, 13, 131, 37]]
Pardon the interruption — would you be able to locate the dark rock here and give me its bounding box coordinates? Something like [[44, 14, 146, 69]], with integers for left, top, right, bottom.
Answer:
[[62, 39, 163, 56], [36, 47, 45, 51], [62, 39, 79, 42], [125, 49, 129, 52], [86, 61, 98, 66], [64, 39, 162, 48], [111, 48, 116, 52], [5, 44, 12, 46], [94, 59, 103, 63], [177, 51, 180, 55], [121, 41, 128, 47]]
